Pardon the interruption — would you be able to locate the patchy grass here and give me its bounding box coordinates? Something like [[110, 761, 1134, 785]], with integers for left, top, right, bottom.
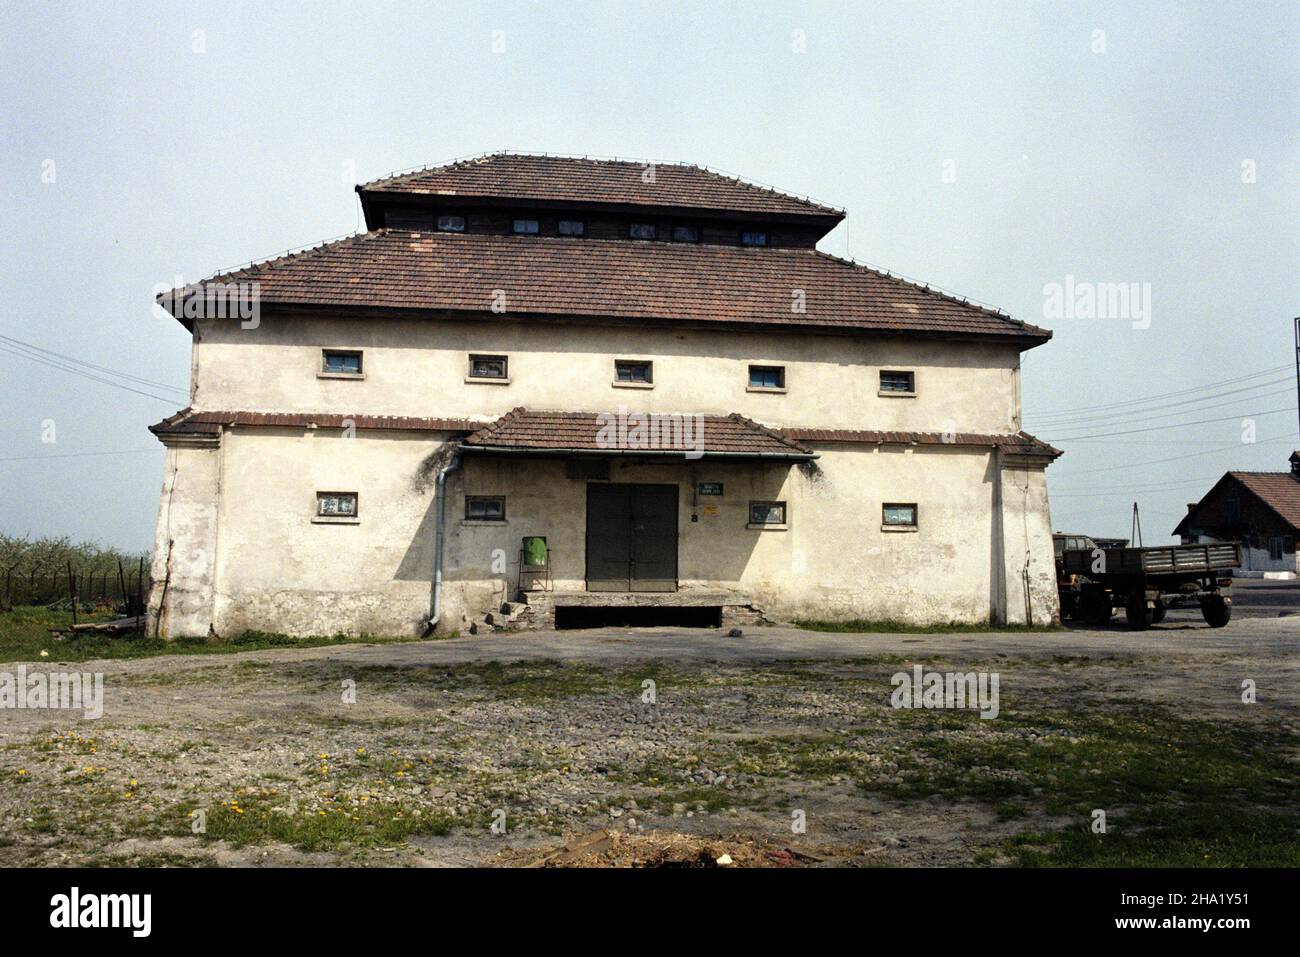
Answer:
[[0, 606, 421, 663], [199, 792, 460, 853], [860, 705, 1300, 866], [794, 618, 1063, 634]]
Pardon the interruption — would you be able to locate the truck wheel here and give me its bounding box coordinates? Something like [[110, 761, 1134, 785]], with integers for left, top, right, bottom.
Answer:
[[1081, 588, 1110, 626], [1125, 593, 1153, 630], [1200, 596, 1231, 628], [1150, 601, 1167, 625]]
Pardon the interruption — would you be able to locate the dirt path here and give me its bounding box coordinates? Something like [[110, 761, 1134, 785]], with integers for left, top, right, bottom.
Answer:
[[0, 619, 1295, 867]]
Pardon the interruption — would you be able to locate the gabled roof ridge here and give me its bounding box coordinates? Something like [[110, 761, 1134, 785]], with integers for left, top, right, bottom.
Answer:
[[728, 412, 814, 454], [358, 150, 845, 216]]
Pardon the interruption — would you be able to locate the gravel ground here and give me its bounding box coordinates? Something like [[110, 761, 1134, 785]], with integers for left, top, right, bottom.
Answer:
[[0, 613, 1295, 868]]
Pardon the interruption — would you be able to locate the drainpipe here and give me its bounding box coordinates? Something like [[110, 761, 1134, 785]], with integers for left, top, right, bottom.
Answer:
[[991, 447, 1007, 626], [424, 450, 462, 636]]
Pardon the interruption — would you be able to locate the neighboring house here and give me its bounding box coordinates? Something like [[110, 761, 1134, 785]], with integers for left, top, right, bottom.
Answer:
[[146, 152, 1062, 638], [1172, 451, 1300, 576]]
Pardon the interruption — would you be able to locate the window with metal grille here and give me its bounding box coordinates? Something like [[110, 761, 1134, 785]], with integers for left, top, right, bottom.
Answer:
[[749, 501, 786, 525], [614, 360, 653, 384], [512, 219, 539, 235], [883, 503, 918, 527], [558, 219, 585, 236], [321, 350, 362, 375], [748, 365, 785, 390], [629, 223, 657, 240], [468, 354, 508, 379], [880, 371, 916, 394], [436, 215, 466, 232], [741, 231, 768, 247], [317, 492, 358, 517], [465, 496, 506, 522]]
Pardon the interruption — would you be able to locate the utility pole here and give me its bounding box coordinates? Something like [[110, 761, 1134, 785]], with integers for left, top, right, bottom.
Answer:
[[1294, 317, 1299, 441], [1131, 502, 1144, 547]]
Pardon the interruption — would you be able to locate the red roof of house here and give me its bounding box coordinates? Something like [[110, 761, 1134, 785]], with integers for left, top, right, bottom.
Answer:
[[1172, 469, 1300, 536], [1228, 471, 1300, 529], [359, 153, 843, 220], [462, 408, 815, 459], [162, 230, 1048, 345]]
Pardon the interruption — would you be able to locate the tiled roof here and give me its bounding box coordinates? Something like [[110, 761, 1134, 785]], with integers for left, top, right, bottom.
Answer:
[[1228, 471, 1300, 530], [783, 427, 1062, 459], [165, 230, 1048, 344], [359, 153, 843, 219], [149, 409, 483, 437], [149, 408, 1058, 464], [1172, 469, 1300, 536], [462, 408, 815, 459]]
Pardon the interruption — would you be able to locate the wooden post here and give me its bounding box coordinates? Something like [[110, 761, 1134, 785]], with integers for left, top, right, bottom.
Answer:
[[67, 561, 77, 627], [117, 560, 128, 615], [136, 557, 145, 634]]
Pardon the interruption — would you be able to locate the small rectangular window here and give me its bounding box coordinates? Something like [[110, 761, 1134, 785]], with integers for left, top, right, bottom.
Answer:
[[883, 503, 918, 527], [741, 231, 768, 247], [671, 225, 700, 243], [317, 492, 358, 518], [465, 496, 506, 522], [437, 215, 466, 232], [558, 219, 585, 236], [880, 370, 916, 394], [749, 501, 786, 526], [629, 223, 657, 240], [468, 354, 508, 379], [748, 365, 785, 390], [321, 350, 363, 376], [614, 360, 653, 384], [512, 219, 539, 235]]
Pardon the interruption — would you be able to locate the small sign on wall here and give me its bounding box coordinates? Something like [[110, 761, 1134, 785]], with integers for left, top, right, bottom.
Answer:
[[698, 482, 723, 496], [700, 504, 720, 517]]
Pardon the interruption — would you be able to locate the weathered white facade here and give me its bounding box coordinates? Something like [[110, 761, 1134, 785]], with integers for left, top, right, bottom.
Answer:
[[148, 154, 1060, 637]]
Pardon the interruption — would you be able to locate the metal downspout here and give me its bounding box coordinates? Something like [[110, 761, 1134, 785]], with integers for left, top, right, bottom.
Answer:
[[425, 451, 462, 635]]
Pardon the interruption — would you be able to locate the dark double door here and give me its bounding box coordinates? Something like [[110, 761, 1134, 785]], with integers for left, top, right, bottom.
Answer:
[[585, 483, 678, 592]]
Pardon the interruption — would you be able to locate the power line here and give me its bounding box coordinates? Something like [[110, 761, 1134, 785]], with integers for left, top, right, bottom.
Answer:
[[1028, 363, 1293, 420], [0, 448, 161, 463], [1050, 475, 1225, 497], [1026, 379, 1294, 428], [0, 346, 186, 404], [1047, 407, 1294, 442], [0, 333, 186, 394], [1052, 434, 1297, 475]]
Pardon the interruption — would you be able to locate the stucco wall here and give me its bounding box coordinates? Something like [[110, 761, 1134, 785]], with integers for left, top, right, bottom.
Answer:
[[998, 464, 1059, 625], [189, 315, 1023, 434], [147, 445, 221, 637], [148, 426, 1058, 637]]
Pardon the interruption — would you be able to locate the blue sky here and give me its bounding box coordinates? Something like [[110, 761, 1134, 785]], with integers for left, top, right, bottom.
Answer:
[[2, 0, 1297, 550]]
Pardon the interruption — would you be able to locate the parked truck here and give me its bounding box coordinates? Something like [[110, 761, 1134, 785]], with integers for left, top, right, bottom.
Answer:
[[1058, 541, 1240, 629]]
